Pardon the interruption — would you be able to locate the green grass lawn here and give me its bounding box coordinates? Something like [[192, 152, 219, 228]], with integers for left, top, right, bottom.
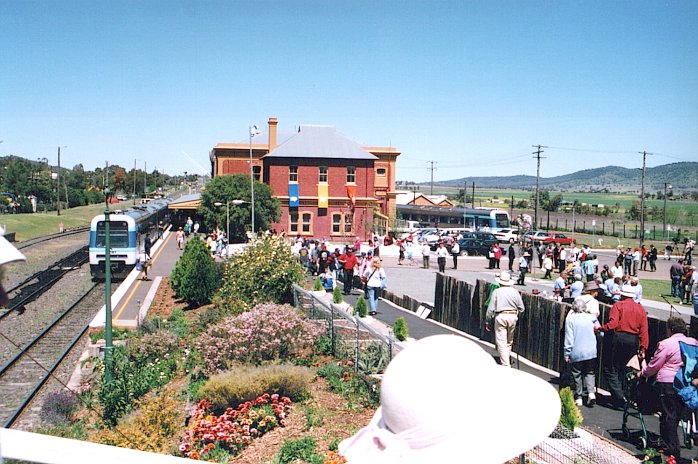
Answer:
[[0, 201, 132, 241], [640, 278, 687, 305]]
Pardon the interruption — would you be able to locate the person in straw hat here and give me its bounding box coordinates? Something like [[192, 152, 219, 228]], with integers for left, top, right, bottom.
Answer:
[[339, 335, 560, 463], [485, 271, 525, 367], [597, 283, 649, 409]]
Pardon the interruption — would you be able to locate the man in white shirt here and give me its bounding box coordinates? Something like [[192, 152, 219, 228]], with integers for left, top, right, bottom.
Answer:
[[436, 241, 449, 273], [421, 241, 431, 269]]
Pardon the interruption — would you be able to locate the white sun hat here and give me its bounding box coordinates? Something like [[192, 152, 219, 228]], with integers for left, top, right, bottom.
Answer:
[[339, 335, 560, 464], [0, 234, 26, 266]]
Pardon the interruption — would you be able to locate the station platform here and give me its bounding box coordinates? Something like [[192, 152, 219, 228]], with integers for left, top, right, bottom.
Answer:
[[90, 226, 183, 328]]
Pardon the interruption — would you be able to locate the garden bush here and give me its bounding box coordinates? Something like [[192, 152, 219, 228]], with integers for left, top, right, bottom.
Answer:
[[126, 330, 180, 364], [559, 387, 583, 430], [97, 345, 185, 425], [196, 302, 324, 374], [275, 436, 324, 464], [316, 361, 380, 409], [170, 238, 222, 307], [332, 286, 343, 304], [215, 235, 305, 306], [393, 316, 409, 341], [95, 385, 184, 453], [197, 364, 312, 414], [40, 390, 81, 426], [355, 296, 368, 318], [312, 277, 323, 291]]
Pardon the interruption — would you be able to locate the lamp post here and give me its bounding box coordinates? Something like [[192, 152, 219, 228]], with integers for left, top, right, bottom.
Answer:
[[249, 125, 260, 235], [103, 187, 113, 382], [663, 182, 672, 240], [214, 201, 230, 253]]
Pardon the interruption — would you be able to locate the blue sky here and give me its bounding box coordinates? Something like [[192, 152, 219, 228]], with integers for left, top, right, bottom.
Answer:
[[1, 0, 696, 183]]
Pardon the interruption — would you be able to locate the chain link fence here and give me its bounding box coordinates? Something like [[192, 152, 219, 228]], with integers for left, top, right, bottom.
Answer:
[[292, 284, 401, 375]]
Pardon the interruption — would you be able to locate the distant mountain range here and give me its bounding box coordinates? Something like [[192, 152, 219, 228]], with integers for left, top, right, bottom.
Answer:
[[425, 162, 698, 191]]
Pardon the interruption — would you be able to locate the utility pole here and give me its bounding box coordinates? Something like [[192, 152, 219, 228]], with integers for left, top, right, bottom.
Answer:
[[639, 151, 650, 247], [471, 183, 475, 209], [463, 180, 468, 228], [57, 146, 62, 216], [532, 145, 547, 230], [428, 161, 437, 195], [133, 159, 137, 205], [144, 161, 147, 196]]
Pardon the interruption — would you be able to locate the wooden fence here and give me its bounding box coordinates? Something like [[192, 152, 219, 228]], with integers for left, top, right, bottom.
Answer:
[[425, 273, 698, 389]]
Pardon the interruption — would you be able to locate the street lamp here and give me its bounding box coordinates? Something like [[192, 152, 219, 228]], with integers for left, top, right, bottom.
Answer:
[[249, 125, 260, 235], [663, 182, 672, 240]]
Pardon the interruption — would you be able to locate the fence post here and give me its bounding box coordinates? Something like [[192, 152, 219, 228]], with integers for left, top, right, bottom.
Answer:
[[612, 222, 615, 236], [602, 222, 605, 235], [388, 337, 393, 363], [330, 305, 336, 356], [565, 219, 567, 230], [623, 224, 626, 238], [354, 316, 360, 373]]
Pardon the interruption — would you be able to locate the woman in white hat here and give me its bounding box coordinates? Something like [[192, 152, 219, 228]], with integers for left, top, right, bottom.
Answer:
[[339, 335, 560, 463], [363, 257, 386, 316]]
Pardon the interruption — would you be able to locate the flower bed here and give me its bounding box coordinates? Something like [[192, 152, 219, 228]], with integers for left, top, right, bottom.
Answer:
[[179, 393, 292, 460]]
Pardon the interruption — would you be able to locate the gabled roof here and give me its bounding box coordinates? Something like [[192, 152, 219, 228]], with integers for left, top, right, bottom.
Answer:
[[263, 125, 377, 160]]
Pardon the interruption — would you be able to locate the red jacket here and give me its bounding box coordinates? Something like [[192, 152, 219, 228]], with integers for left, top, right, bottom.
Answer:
[[599, 298, 649, 351], [339, 252, 359, 271]]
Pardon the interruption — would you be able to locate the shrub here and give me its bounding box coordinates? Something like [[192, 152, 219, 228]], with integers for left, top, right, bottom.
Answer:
[[317, 361, 380, 409], [89, 327, 133, 344], [332, 286, 343, 304], [393, 317, 409, 341], [275, 436, 324, 464], [215, 235, 305, 306], [126, 330, 180, 365], [196, 303, 324, 374], [559, 387, 583, 430], [197, 364, 313, 414], [170, 238, 222, 307], [95, 386, 184, 453], [312, 277, 323, 291], [355, 297, 368, 318], [97, 345, 185, 425], [40, 391, 81, 426]]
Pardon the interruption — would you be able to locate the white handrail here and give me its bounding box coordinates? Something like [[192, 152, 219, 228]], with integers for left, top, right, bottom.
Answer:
[[0, 428, 199, 464]]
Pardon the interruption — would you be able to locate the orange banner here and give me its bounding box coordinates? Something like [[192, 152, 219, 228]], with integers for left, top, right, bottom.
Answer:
[[346, 185, 356, 207]]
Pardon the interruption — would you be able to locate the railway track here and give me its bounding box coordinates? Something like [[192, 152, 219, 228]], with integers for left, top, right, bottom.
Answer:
[[0, 283, 101, 428], [0, 246, 89, 321], [15, 226, 90, 250]]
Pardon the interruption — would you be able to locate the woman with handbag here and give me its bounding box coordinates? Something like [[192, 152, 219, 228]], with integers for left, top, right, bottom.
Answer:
[[363, 257, 387, 316]]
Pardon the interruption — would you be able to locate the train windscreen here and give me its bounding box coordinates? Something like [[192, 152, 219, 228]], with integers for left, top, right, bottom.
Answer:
[[95, 220, 129, 248]]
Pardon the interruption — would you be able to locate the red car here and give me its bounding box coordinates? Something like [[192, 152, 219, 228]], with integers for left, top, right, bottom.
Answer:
[[542, 232, 576, 246]]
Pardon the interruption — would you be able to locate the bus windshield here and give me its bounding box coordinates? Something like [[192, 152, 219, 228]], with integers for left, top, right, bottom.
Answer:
[[495, 213, 510, 229]]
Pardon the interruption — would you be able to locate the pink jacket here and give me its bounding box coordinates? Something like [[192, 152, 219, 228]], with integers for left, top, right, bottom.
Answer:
[[641, 333, 698, 383]]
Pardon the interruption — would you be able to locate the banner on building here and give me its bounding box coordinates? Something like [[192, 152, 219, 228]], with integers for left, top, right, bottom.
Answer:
[[346, 185, 356, 208], [318, 184, 329, 208], [288, 183, 300, 207]]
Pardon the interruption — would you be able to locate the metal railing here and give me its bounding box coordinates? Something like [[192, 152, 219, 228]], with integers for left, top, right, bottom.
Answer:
[[292, 284, 402, 375]]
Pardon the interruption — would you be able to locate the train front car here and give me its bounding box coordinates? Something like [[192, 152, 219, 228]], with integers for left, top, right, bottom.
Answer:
[[89, 211, 138, 280]]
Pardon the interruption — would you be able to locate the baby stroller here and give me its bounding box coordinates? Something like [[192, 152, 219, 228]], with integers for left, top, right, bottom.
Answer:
[[622, 367, 650, 449], [674, 341, 698, 450]]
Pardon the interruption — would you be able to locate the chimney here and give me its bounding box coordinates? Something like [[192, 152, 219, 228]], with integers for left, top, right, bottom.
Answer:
[[268, 117, 278, 150]]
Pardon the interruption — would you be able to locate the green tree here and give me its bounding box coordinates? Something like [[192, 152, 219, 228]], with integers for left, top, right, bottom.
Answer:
[[199, 174, 281, 242], [216, 235, 304, 306], [171, 239, 222, 307]]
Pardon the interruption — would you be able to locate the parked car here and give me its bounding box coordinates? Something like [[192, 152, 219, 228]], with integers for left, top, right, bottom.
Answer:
[[522, 231, 550, 244], [493, 228, 519, 244], [541, 232, 577, 246], [457, 232, 501, 256]]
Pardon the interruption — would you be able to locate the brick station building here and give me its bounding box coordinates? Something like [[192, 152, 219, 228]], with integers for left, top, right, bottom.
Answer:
[[210, 117, 400, 241]]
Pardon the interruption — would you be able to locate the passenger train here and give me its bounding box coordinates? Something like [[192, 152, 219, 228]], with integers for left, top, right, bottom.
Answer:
[[89, 198, 172, 280]]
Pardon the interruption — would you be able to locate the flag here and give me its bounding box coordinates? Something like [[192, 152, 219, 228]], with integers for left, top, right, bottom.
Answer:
[[318, 184, 328, 208], [346, 185, 356, 208], [288, 183, 300, 207]]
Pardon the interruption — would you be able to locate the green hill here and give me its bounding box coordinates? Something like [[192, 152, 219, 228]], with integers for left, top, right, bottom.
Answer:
[[434, 162, 698, 191]]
